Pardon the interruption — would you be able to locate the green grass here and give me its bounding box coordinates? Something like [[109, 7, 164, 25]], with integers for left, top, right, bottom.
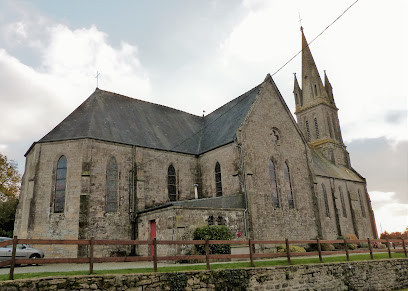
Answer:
[[0, 252, 406, 281]]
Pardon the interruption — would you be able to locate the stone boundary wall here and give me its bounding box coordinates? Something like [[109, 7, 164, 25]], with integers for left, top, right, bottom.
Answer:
[[0, 259, 407, 290]]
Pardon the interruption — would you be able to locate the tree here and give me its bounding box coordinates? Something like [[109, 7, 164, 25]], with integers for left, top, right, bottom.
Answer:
[[0, 153, 21, 198], [0, 153, 21, 237]]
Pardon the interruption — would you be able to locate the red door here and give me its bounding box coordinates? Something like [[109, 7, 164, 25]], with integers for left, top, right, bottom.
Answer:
[[150, 220, 156, 256]]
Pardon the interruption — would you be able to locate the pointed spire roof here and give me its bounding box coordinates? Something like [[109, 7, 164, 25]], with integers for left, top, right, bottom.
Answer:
[[300, 28, 331, 106]]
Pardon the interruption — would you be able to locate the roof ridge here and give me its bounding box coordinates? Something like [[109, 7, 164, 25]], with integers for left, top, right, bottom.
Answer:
[[203, 83, 262, 120], [97, 88, 203, 119]]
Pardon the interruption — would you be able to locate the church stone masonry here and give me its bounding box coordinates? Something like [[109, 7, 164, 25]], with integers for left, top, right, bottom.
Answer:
[[14, 29, 377, 258]]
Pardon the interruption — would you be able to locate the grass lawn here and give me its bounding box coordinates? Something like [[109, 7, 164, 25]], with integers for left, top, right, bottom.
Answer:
[[0, 252, 406, 281]]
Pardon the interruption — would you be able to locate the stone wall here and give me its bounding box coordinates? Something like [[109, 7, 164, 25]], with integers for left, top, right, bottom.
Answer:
[[136, 206, 245, 256], [238, 79, 319, 241], [1, 259, 407, 290]]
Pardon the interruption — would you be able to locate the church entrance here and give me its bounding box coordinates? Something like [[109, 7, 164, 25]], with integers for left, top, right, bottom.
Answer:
[[150, 220, 156, 256]]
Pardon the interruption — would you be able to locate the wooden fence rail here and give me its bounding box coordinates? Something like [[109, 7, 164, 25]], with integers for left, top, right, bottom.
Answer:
[[2, 236, 407, 280]]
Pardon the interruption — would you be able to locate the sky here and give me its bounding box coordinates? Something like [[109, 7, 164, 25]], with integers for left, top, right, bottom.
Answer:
[[0, 0, 406, 234]]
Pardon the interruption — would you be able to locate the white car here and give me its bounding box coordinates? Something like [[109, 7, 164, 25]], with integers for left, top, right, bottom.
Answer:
[[0, 237, 45, 263]]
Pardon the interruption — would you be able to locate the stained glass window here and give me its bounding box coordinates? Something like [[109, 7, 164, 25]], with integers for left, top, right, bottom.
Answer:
[[54, 156, 67, 213], [269, 160, 279, 208], [284, 162, 294, 209], [168, 165, 177, 201], [106, 157, 118, 212], [215, 162, 223, 197]]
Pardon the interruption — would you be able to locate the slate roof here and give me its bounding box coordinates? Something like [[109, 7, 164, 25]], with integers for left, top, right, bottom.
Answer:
[[311, 149, 364, 182], [38, 85, 261, 155]]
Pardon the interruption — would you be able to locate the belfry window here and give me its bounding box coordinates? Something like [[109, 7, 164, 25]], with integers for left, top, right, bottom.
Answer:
[[54, 155, 67, 213], [215, 162, 223, 197], [314, 117, 320, 139], [339, 186, 347, 217], [168, 164, 177, 201], [321, 184, 330, 217], [305, 120, 311, 142], [284, 162, 294, 209], [358, 189, 366, 218], [327, 115, 333, 138], [269, 160, 279, 208], [106, 156, 118, 213]]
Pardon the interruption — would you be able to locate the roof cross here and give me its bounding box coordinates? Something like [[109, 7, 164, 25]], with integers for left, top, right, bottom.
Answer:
[[95, 71, 100, 88], [298, 12, 303, 31]]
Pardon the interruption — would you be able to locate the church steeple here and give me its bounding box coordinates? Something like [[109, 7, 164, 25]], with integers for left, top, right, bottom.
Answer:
[[294, 28, 349, 167], [298, 28, 333, 110], [293, 73, 303, 109]]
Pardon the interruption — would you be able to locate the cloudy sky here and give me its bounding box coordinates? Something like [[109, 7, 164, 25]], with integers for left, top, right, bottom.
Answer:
[[0, 0, 406, 234]]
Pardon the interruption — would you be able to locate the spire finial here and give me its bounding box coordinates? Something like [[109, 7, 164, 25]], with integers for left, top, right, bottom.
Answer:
[[95, 71, 100, 88], [298, 12, 303, 31]]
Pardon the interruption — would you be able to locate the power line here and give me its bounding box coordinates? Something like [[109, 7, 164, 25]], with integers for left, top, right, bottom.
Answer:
[[271, 0, 359, 77], [137, 0, 360, 168]]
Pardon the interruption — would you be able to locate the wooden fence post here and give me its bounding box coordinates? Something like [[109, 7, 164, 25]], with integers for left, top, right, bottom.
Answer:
[[89, 237, 94, 275], [248, 239, 254, 267], [344, 239, 349, 261], [317, 238, 322, 263], [285, 238, 291, 264], [402, 239, 407, 257], [386, 238, 392, 258], [153, 238, 158, 272], [367, 238, 373, 260], [9, 236, 18, 280], [205, 238, 210, 270]]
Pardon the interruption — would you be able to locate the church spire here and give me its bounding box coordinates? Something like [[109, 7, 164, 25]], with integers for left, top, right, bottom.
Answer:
[[299, 28, 331, 108], [324, 70, 335, 105], [294, 27, 349, 167], [293, 73, 302, 109]]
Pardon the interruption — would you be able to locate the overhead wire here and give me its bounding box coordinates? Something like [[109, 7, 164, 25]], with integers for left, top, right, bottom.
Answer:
[[136, 0, 359, 168]]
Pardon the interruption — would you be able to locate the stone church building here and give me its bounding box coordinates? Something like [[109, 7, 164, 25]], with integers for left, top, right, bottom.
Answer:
[[14, 29, 377, 257]]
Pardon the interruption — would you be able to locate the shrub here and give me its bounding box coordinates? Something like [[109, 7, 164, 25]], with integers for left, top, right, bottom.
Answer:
[[193, 225, 232, 255], [358, 242, 369, 249], [334, 235, 357, 250], [307, 242, 335, 252], [276, 245, 306, 253]]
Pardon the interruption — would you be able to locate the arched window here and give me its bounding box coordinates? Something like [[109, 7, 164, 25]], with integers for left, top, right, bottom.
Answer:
[[215, 162, 223, 197], [54, 156, 67, 213], [168, 164, 177, 201], [358, 189, 366, 218], [284, 162, 294, 208], [339, 186, 347, 217], [269, 160, 279, 208], [321, 184, 330, 217], [305, 120, 311, 142], [106, 157, 118, 213], [314, 117, 320, 139], [314, 84, 318, 96]]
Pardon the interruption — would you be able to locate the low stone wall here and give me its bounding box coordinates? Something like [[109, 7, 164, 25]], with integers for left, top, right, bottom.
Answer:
[[0, 259, 407, 290]]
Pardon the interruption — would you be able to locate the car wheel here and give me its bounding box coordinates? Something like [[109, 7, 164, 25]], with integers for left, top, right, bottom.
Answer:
[[29, 254, 41, 266]]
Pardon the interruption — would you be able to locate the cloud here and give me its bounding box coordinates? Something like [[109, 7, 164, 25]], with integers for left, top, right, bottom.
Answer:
[[347, 137, 408, 204], [370, 191, 408, 233], [0, 16, 151, 170]]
